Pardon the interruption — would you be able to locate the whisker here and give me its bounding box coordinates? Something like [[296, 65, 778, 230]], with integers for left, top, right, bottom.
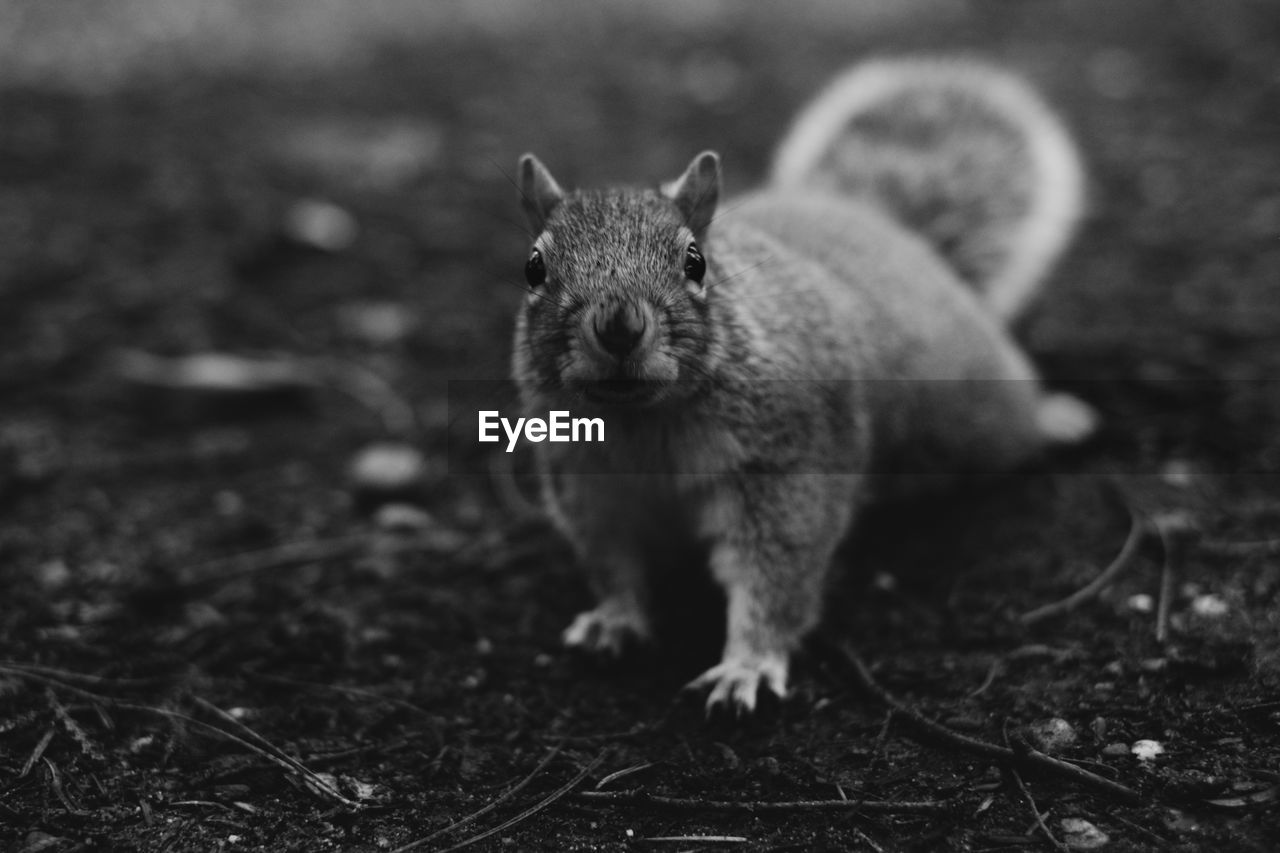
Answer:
[[707, 256, 775, 293], [487, 209, 536, 242], [707, 197, 756, 229], [489, 155, 543, 232], [484, 269, 565, 309], [677, 359, 722, 385]]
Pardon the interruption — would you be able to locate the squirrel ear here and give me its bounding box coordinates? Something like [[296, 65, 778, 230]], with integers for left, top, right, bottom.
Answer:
[[517, 153, 565, 233], [665, 150, 721, 237]]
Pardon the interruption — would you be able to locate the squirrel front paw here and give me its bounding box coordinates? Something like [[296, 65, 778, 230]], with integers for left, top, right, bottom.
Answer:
[[684, 652, 789, 717], [562, 602, 651, 658]]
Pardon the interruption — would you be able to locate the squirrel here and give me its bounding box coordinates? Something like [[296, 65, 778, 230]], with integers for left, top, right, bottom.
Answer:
[[510, 57, 1097, 716]]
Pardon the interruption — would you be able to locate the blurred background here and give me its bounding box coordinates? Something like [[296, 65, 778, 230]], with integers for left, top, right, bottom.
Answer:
[[3, 2, 1280, 848], [5, 0, 1280, 499]]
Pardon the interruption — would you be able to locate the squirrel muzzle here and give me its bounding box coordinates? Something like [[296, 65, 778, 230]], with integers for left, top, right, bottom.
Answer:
[[567, 298, 679, 404], [591, 301, 650, 359]]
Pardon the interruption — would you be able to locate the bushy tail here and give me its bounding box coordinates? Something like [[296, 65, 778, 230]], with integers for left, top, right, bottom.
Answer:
[[770, 57, 1084, 323]]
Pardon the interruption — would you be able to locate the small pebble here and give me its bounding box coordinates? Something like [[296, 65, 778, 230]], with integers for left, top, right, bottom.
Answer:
[[1131, 739, 1165, 761], [1127, 593, 1153, 613], [349, 442, 428, 494], [1028, 717, 1078, 754], [279, 118, 442, 190], [117, 350, 314, 394], [338, 301, 415, 346], [214, 489, 244, 516], [1060, 817, 1109, 850], [1160, 459, 1196, 487], [129, 735, 156, 754], [1191, 593, 1229, 617], [1102, 742, 1130, 757], [37, 559, 71, 589], [284, 198, 358, 251], [942, 714, 985, 732], [183, 602, 228, 630], [374, 502, 434, 532]]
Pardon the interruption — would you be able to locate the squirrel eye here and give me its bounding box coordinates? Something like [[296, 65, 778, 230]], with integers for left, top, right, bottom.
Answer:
[[684, 242, 706, 284], [525, 248, 546, 288]]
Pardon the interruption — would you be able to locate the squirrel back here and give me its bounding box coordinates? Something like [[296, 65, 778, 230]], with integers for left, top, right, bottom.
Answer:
[[770, 57, 1084, 323]]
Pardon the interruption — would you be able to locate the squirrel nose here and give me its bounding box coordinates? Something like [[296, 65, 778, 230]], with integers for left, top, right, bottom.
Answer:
[[594, 304, 647, 357]]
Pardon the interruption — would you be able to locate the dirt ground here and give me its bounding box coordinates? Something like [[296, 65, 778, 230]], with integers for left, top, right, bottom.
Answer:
[[3, 1, 1280, 850]]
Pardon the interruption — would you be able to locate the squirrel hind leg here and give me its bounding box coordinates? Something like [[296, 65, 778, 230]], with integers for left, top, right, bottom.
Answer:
[[1036, 392, 1098, 445]]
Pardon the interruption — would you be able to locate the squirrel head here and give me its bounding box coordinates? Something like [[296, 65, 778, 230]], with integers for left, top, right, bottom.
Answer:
[[512, 151, 723, 408]]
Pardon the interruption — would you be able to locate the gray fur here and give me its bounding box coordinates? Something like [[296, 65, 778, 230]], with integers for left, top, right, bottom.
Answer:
[[511, 61, 1093, 716]]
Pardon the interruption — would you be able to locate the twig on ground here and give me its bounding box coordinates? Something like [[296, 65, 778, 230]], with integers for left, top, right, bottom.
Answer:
[[2, 662, 433, 802], [641, 836, 746, 844], [174, 534, 373, 587], [240, 671, 445, 750], [540, 722, 657, 745], [2, 668, 360, 809], [1108, 810, 1173, 846], [968, 659, 1002, 699], [304, 737, 416, 766], [20, 728, 55, 777], [187, 696, 358, 805], [851, 826, 887, 853], [573, 790, 950, 814], [47, 689, 103, 760], [437, 751, 606, 853], [839, 646, 1142, 805], [870, 710, 894, 769], [1151, 512, 1199, 644], [389, 746, 563, 853], [1155, 547, 1174, 645], [42, 757, 84, 813], [169, 800, 240, 813], [595, 761, 657, 791], [1004, 724, 1069, 853], [174, 530, 468, 588], [121, 701, 361, 808], [311, 356, 421, 437], [1199, 537, 1280, 556], [0, 661, 169, 688], [0, 666, 113, 704], [1019, 508, 1147, 626]]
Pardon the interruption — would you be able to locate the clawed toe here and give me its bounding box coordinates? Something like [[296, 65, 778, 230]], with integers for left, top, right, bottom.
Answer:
[[684, 654, 788, 718]]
